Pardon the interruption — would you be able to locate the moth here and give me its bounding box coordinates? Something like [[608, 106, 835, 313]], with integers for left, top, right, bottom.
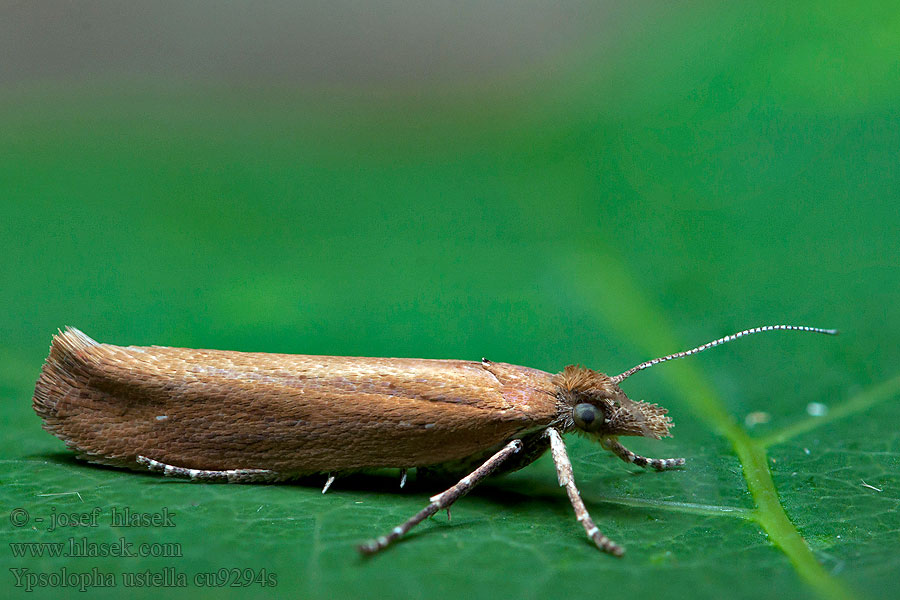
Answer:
[[33, 324, 836, 556]]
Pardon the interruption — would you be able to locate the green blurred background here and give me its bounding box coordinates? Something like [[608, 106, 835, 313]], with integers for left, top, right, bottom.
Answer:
[[2, 2, 898, 599]]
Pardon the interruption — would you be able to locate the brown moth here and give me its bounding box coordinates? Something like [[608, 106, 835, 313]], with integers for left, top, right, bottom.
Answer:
[[33, 325, 836, 556]]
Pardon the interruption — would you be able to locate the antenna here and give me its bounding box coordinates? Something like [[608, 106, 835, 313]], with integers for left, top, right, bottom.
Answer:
[[610, 325, 838, 384]]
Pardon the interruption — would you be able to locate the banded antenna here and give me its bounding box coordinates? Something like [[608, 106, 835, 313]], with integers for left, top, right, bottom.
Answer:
[[611, 325, 838, 384]]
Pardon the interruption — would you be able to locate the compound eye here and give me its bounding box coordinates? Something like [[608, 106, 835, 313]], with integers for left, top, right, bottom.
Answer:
[[573, 403, 603, 432]]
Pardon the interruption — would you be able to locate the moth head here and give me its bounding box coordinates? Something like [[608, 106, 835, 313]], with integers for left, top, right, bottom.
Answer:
[[553, 365, 673, 439]]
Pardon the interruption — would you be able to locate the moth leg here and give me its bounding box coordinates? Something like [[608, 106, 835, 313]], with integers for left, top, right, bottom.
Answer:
[[547, 428, 624, 556], [136, 456, 280, 483], [601, 437, 685, 471], [358, 439, 523, 555], [322, 473, 336, 494]]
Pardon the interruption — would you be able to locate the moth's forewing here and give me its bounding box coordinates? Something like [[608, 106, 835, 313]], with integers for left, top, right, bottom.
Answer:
[[34, 329, 559, 474]]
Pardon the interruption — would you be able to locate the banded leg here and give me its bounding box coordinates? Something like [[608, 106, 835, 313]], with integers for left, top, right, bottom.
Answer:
[[358, 439, 523, 555], [601, 438, 685, 471], [137, 456, 280, 483], [547, 428, 624, 556]]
